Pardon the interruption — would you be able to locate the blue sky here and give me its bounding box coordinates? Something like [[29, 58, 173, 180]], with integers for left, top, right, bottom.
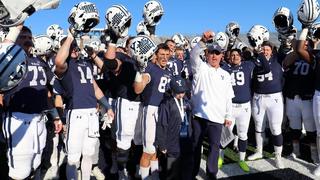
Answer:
[[26, 0, 301, 36]]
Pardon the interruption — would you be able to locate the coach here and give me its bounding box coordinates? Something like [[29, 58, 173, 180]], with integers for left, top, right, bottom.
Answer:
[[190, 31, 234, 180]]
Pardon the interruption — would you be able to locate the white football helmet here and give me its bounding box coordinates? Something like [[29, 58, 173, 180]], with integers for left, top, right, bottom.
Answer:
[[190, 36, 201, 49], [33, 35, 54, 56], [46, 24, 64, 40], [215, 32, 229, 51], [312, 22, 320, 40], [225, 21, 240, 43], [172, 34, 188, 48], [68, 1, 100, 33], [89, 40, 101, 52], [105, 5, 132, 37], [0, 43, 27, 92], [0, 0, 60, 27], [232, 41, 248, 51], [297, 0, 320, 26], [273, 7, 293, 34], [143, 0, 164, 26], [247, 25, 270, 49], [128, 35, 157, 70], [52, 34, 67, 51], [136, 20, 150, 36]]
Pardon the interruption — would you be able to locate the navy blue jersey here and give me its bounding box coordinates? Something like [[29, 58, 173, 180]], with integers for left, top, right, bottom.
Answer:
[[4, 57, 54, 113], [106, 52, 141, 101], [142, 62, 171, 106], [223, 61, 256, 103], [167, 58, 181, 76], [283, 58, 315, 99], [59, 58, 97, 110], [253, 56, 283, 94]]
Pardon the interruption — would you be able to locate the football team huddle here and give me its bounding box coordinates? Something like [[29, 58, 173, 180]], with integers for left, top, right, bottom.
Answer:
[[1, 0, 320, 180]]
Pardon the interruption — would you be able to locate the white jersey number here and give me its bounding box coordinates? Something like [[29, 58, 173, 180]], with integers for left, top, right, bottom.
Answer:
[[29, 66, 47, 86], [78, 66, 93, 84], [231, 72, 245, 86], [158, 77, 169, 93], [257, 72, 273, 82]]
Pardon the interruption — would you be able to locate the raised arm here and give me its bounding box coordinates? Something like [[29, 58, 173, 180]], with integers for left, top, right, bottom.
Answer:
[[55, 29, 74, 78]]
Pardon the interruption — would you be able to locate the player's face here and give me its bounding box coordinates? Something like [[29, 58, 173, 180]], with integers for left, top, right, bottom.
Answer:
[[175, 49, 184, 60], [261, 45, 272, 60], [16, 31, 33, 55], [174, 92, 185, 99], [167, 41, 176, 56], [156, 49, 170, 68], [70, 46, 80, 59], [206, 50, 223, 68], [230, 51, 241, 65]]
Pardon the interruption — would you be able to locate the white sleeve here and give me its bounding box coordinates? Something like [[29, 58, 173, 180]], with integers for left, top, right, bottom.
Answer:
[[190, 41, 206, 75], [224, 74, 235, 120]]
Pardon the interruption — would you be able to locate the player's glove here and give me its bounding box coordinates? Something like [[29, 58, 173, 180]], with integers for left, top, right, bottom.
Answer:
[[146, 24, 156, 35]]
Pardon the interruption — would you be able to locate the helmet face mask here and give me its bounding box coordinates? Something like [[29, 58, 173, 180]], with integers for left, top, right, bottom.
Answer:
[[0, 43, 28, 92], [68, 1, 99, 33], [143, 0, 164, 26], [105, 5, 132, 37], [128, 35, 157, 70]]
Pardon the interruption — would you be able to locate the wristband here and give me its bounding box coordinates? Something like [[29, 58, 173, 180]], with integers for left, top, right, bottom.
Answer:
[[6, 27, 21, 42], [98, 96, 112, 110], [135, 72, 143, 83], [299, 28, 308, 41]]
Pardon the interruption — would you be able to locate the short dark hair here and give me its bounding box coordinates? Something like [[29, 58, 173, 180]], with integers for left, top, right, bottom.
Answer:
[[156, 43, 170, 54], [230, 48, 241, 55], [261, 41, 273, 49], [164, 39, 175, 45], [21, 26, 32, 34]]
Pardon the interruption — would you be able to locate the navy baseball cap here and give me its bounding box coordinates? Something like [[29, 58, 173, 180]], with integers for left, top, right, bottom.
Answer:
[[170, 76, 187, 94], [207, 44, 222, 53]]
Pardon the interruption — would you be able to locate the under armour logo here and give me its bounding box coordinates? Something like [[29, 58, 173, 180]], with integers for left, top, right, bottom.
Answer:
[[274, 99, 278, 103], [221, 75, 224, 80], [245, 108, 248, 112]]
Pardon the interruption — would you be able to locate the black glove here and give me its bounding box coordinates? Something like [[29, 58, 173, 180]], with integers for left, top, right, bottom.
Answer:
[[105, 28, 119, 43], [68, 26, 78, 37], [84, 45, 94, 57], [146, 25, 156, 35]]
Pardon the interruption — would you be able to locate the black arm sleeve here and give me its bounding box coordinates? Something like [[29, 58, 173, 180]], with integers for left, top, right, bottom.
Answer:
[[101, 58, 118, 72], [253, 53, 271, 75]]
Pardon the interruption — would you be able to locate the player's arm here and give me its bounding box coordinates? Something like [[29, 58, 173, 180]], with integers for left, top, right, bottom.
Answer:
[[55, 30, 74, 78], [4, 24, 23, 43], [93, 80, 114, 120], [296, 28, 314, 63], [282, 51, 298, 70], [253, 53, 271, 75], [133, 72, 151, 94]]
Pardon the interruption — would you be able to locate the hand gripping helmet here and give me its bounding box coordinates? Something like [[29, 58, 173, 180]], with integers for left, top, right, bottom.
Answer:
[[0, 43, 27, 92], [247, 25, 270, 49], [225, 21, 240, 43], [0, 0, 60, 27], [46, 24, 64, 40], [128, 35, 157, 70], [136, 20, 150, 36], [172, 34, 188, 48], [143, 0, 164, 26], [190, 36, 201, 49], [105, 5, 132, 37], [297, 0, 320, 26], [33, 35, 54, 56], [215, 32, 229, 51], [68, 1, 100, 33], [273, 7, 294, 34]]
